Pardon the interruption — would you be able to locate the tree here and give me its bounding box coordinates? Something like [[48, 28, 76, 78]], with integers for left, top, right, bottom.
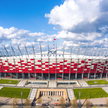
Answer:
[[83, 99, 92, 108], [12, 98, 18, 108], [24, 99, 31, 108], [59, 96, 66, 108], [36, 97, 42, 108], [105, 98, 108, 107], [70, 98, 78, 108], [36, 97, 42, 104]]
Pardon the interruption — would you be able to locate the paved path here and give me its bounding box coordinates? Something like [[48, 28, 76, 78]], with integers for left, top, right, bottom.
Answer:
[[77, 97, 108, 105], [17, 80, 27, 87], [106, 79, 108, 82], [0, 86, 3, 90], [29, 88, 37, 100], [78, 80, 89, 87], [102, 87, 108, 93], [67, 89, 75, 100], [0, 84, 16, 87], [49, 80, 57, 88]]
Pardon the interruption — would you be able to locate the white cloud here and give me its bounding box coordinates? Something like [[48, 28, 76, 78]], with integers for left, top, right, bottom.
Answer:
[[5, 44, 10, 47], [11, 38, 27, 45], [53, 27, 58, 30], [89, 38, 108, 47], [0, 26, 45, 42], [29, 32, 45, 37], [63, 41, 78, 46], [37, 34, 56, 42], [56, 30, 102, 41], [0, 26, 29, 40], [45, 0, 101, 30]]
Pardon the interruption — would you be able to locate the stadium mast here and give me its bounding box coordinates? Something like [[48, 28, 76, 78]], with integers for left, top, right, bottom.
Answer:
[[53, 38, 56, 50]]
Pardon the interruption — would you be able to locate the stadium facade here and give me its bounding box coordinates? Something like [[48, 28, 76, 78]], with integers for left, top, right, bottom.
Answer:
[[0, 45, 108, 80]]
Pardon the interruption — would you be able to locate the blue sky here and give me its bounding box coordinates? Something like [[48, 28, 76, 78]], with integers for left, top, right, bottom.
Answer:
[[0, 0, 63, 32], [0, 0, 108, 56]]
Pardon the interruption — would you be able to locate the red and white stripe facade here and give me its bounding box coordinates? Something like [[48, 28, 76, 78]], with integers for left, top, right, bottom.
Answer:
[[0, 49, 108, 80]]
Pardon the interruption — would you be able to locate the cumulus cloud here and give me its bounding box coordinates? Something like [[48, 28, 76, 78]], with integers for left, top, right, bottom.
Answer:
[[56, 30, 102, 41], [0, 26, 29, 39], [11, 38, 27, 45], [29, 32, 45, 37], [0, 26, 45, 41], [45, 0, 108, 51], [45, 0, 102, 31]]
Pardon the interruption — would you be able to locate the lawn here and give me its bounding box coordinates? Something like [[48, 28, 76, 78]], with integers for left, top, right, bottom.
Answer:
[[0, 87, 31, 99], [86, 80, 108, 85], [0, 79, 19, 84], [73, 88, 108, 99]]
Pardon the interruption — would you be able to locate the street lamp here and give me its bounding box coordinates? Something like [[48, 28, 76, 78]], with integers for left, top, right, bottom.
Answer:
[[79, 91, 81, 108], [21, 91, 23, 108]]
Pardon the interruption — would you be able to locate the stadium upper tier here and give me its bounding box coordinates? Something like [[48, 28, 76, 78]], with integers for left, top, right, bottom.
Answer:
[[0, 48, 108, 80]]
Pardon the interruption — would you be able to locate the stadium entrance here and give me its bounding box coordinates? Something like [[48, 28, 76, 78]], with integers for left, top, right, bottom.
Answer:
[[36, 89, 68, 99]]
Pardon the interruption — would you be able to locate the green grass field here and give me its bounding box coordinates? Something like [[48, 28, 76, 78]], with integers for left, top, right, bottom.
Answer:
[[73, 88, 108, 99], [0, 79, 19, 84], [86, 80, 108, 85], [0, 87, 30, 99]]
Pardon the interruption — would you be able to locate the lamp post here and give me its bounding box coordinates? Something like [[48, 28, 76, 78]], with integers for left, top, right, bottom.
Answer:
[[79, 91, 81, 108], [21, 91, 23, 108]]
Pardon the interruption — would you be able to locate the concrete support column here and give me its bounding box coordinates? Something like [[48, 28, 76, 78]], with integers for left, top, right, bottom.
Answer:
[[48, 91, 49, 96], [43, 91, 44, 96], [106, 72, 107, 78], [50, 91, 51, 96], [52, 91, 53, 96], [44, 91, 45, 96], [59, 91, 60, 96], [62, 91, 63, 96], [42, 91, 44, 96], [100, 73, 102, 79]]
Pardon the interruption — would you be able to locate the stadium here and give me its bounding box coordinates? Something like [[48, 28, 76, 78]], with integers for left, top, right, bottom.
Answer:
[[0, 44, 108, 80]]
